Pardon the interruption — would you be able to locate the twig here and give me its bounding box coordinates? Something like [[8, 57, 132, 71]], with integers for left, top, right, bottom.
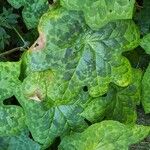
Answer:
[[136, 1, 143, 9], [0, 47, 23, 57]]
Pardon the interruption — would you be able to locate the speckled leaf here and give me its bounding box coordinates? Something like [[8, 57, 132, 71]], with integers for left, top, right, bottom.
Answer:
[[0, 131, 41, 150], [60, 0, 135, 29], [0, 61, 21, 101], [142, 64, 150, 113], [106, 69, 142, 123], [0, 106, 25, 136], [15, 70, 96, 148], [140, 33, 150, 54], [59, 120, 150, 150], [0, 61, 25, 136], [80, 87, 115, 123], [7, 0, 49, 29], [24, 7, 140, 101], [140, 34, 150, 113], [81, 69, 142, 124], [135, 0, 150, 35]]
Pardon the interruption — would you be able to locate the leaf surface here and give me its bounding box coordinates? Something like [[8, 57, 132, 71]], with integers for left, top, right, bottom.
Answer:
[[140, 33, 150, 54], [15, 70, 93, 147], [0, 131, 41, 150], [0, 61, 21, 101], [24, 8, 140, 100], [60, 0, 135, 29], [135, 0, 150, 35], [0, 61, 25, 136], [142, 64, 150, 113], [7, 0, 49, 29], [59, 120, 150, 150], [81, 69, 142, 124]]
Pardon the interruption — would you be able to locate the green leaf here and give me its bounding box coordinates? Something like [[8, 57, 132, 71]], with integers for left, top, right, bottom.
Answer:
[[0, 7, 19, 50], [0, 7, 19, 29], [142, 64, 150, 113], [81, 69, 142, 124], [0, 61, 25, 136], [15, 70, 92, 148], [24, 8, 140, 101], [60, 0, 135, 29], [7, 0, 49, 29], [80, 87, 115, 123], [59, 120, 150, 150], [0, 27, 10, 50], [0, 106, 25, 136], [0, 131, 41, 150], [0, 61, 21, 101], [140, 33, 150, 55], [135, 0, 150, 35], [106, 69, 142, 123], [140, 33, 150, 113]]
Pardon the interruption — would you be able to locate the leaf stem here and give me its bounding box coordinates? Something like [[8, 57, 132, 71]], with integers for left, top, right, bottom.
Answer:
[[12, 27, 26, 44], [0, 47, 23, 57]]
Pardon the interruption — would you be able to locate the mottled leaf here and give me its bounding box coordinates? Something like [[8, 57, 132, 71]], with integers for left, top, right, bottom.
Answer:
[[24, 8, 140, 102], [59, 120, 150, 150], [140, 33, 150, 113], [81, 69, 142, 124], [15, 70, 94, 148], [0, 61, 25, 136], [142, 64, 150, 113], [7, 0, 49, 29], [106, 69, 142, 123], [0, 61, 21, 101], [0, 106, 25, 136], [60, 0, 135, 29], [135, 0, 150, 35], [80, 87, 115, 123], [0, 131, 41, 150], [140, 33, 150, 54]]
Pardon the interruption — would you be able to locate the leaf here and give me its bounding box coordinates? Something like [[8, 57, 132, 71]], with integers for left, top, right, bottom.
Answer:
[[0, 7, 19, 50], [0, 131, 41, 150], [140, 33, 150, 55], [0, 106, 25, 136], [59, 120, 150, 150], [106, 69, 142, 123], [80, 87, 115, 123], [81, 69, 142, 124], [24, 7, 140, 102], [142, 64, 150, 113], [0, 27, 10, 50], [140, 33, 150, 113], [0, 61, 21, 101], [60, 0, 135, 29], [7, 0, 49, 29], [0, 61, 25, 136], [15, 70, 92, 148], [135, 0, 150, 35], [0, 7, 19, 29]]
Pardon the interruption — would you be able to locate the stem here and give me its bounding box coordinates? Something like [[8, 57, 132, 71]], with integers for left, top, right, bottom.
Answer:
[[12, 27, 26, 44], [0, 47, 22, 57]]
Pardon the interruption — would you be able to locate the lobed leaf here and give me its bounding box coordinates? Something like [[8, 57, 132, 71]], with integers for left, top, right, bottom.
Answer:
[[60, 0, 135, 29], [23, 7, 140, 101], [0, 61, 21, 101], [140, 33, 150, 55], [15, 71, 91, 147], [81, 69, 142, 124], [0, 131, 41, 150], [135, 0, 150, 35], [7, 0, 49, 29], [0, 106, 25, 136], [142, 64, 150, 113], [59, 120, 150, 150]]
